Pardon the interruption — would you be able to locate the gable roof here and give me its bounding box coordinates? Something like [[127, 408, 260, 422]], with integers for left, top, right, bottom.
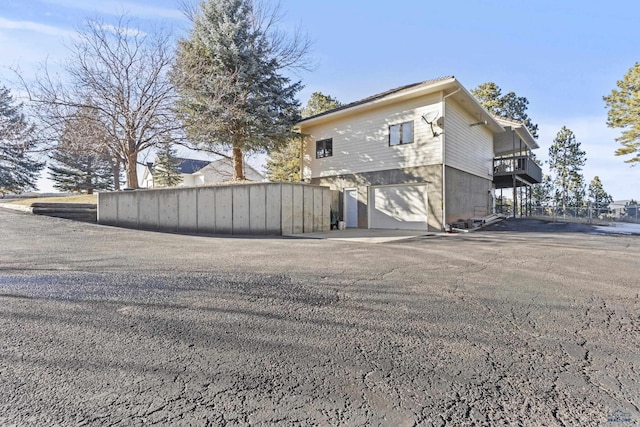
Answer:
[[299, 76, 455, 123], [296, 76, 503, 134], [177, 158, 211, 174], [198, 158, 265, 180]]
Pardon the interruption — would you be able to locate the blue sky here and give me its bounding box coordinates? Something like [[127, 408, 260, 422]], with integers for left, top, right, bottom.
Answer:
[[0, 0, 638, 199]]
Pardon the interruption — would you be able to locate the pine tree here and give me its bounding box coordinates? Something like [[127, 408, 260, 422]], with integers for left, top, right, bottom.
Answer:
[[548, 127, 587, 214], [531, 175, 553, 207], [624, 199, 639, 221], [48, 107, 117, 194], [603, 62, 640, 164], [300, 92, 342, 118], [171, 0, 308, 180], [153, 142, 183, 187], [588, 176, 613, 211], [0, 86, 44, 196], [472, 82, 539, 138], [266, 92, 341, 182], [48, 147, 114, 194]]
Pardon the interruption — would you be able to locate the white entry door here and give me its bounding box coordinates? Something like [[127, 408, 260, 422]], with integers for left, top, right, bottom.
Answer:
[[368, 183, 428, 230], [344, 188, 358, 228]]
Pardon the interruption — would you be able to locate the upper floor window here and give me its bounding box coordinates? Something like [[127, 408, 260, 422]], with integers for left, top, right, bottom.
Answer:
[[389, 121, 413, 146], [316, 138, 333, 158]]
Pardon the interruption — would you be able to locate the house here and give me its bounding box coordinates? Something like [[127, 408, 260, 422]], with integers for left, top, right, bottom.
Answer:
[[296, 76, 541, 231], [140, 157, 264, 188]]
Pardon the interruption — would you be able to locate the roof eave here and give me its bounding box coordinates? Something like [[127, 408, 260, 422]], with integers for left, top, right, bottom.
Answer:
[[296, 77, 458, 128], [495, 118, 539, 150]]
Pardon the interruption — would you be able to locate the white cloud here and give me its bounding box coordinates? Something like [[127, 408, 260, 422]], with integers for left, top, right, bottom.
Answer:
[[537, 115, 638, 200], [0, 16, 75, 38], [97, 23, 146, 37], [41, 0, 185, 20]]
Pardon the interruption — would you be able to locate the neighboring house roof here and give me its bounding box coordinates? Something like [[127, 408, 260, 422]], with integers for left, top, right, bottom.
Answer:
[[141, 156, 264, 187], [177, 158, 211, 174], [144, 158, 213, 175], [296, 76, 504, 134], [195, 158, 264, 182]]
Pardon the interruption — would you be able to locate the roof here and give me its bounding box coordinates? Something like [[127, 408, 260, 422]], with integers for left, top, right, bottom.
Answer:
[[298, 76, 455, 124], [177, 158, 211, 174], [200, 158, 265, 180], [295, 76, 504, 134], [494, 117, 539, 150]]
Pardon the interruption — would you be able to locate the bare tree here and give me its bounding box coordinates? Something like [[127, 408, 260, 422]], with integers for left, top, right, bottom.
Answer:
[[25, 16, 180, 188]]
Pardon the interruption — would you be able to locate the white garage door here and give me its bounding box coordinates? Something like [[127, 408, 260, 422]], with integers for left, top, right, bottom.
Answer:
[[368, 183, 428, 230]]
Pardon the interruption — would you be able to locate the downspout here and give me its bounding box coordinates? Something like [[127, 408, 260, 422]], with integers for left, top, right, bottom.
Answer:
[[512, 131, 516, 218], [296, 127, 304, 182], [441, 88, 461, 231]]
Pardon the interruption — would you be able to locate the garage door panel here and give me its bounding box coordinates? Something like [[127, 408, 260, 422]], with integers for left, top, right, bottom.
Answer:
[[369, 184, 428, 230]]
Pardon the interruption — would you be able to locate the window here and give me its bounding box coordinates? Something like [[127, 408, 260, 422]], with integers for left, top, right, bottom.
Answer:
[[389, 121, 413, 146], [316, 138, 333, 158]]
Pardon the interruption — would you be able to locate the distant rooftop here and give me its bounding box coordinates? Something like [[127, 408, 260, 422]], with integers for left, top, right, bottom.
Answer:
[[176, 158, 211, 174]]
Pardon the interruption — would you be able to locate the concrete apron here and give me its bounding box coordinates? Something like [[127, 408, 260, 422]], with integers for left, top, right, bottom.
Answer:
[[284, 228, 439, 243]]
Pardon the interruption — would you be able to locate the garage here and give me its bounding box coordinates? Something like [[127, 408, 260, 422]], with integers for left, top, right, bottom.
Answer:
[[368, 183, 429, 230]]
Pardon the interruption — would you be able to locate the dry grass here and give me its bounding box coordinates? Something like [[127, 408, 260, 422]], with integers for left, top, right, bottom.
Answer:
[[7, 194, 98, 206]]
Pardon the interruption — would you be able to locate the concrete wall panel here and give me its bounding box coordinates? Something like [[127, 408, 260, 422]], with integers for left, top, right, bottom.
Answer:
[[215, 187, 233, 234], [232, 185, 250, 234], [292, 184, 304, 234], [303, 186, 314, 233], [158, 190, 179, 232], [312, 187, 323, 232], [178, 188, 198, 233], [97, 193, 118, 225], [322, 189, 332, 232], [249, 185, 267, 234], [137, 191, 159, 230], [281, 184, 293, 235], [98, 183, 330, 235], [116, 192, 139, 228], [265, 184, 282, 235], [445, 166, 492, 223], [197, 188, 216, 233]]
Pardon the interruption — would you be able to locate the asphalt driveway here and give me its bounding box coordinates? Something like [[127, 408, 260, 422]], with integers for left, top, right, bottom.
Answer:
[[1, 209, 638, 425]]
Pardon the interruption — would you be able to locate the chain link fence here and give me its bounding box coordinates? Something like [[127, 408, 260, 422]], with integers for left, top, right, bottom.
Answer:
[[506, 204, 640, 224]]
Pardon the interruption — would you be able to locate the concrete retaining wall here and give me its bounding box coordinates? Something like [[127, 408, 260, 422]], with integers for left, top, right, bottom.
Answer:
[[98, 183, 333, 235]]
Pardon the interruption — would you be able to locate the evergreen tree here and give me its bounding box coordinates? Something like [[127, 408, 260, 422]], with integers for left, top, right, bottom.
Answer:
[[624, 199, 639, 221], [0, 86, 44, 196], [171, 0, 308, 180], [472, 82, 539, 138], [153, 142, 183, 187], [531, 174, 553, 207], [603, 62, 640, 164], [548, 126, 587, 213], [588, 176, 613, 211], [301, 92, 342, 118], [48, 107, 118, 194], [266, 92, 341, 181], [48, 147, 114, 194]]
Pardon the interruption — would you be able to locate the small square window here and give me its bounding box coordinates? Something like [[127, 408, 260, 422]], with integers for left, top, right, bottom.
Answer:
[[316, 138, 333, 158], [389, 121, 414, 146]]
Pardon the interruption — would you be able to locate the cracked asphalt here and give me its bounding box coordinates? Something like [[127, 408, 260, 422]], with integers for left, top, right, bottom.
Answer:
[[1, 209, 639, 426]]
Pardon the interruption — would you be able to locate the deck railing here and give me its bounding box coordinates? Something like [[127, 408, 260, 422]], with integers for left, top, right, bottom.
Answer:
[[493, 156, 542, 184]]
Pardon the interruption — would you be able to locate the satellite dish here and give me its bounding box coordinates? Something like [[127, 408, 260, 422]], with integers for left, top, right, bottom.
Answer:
[[421, 112, 441, 137], [421, 111, 439, 124]]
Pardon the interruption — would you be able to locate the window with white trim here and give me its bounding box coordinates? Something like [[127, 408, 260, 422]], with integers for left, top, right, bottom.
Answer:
[[316, 138, 333, 158], [389, 121, 413, 146]]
